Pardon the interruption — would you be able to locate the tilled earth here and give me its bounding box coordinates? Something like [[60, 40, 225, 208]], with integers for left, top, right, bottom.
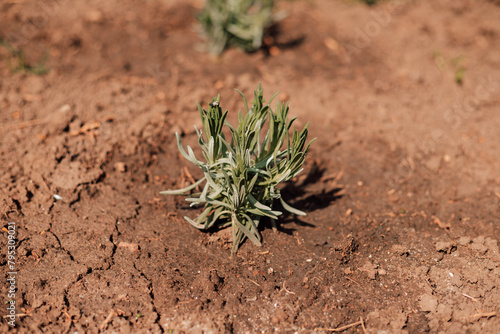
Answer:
[[1, 0, 499, 333]]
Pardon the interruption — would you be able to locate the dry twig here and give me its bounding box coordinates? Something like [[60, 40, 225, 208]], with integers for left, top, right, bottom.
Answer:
[[2, 313, 30, 319], [432, 215, 451, 229], [63, 310, 73, 334], [282, 280, 295, 294], [99, 310, 117, 331], [1, 118, 46, 130], [248, 278, 261, 287], [360, 316, 367, 333], [472, 311, 496, 319], [462, 293, 479, 303], [183, 166, 197, 186], [315, 317, 367, 333], [345, 276, 361, 286]]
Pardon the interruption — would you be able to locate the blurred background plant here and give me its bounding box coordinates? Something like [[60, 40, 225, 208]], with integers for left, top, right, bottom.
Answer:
[[0, 38, 50, 76], [433, 51, 466, 85], [198, 0, 282, 55]]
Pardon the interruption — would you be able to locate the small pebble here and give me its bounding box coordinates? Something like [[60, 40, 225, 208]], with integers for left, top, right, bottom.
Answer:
[[458, 236, 471, 246], [114, 162, 127, 173], [435, 241, 455, 253]]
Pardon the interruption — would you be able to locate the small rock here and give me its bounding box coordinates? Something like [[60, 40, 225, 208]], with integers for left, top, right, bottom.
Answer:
[[378, 268, 387, 275], [472, 236, 485, 245], [415, 266, 430, 277], [425, 155, 441, 172], [23, 94, 42, 102], [433, 252, 445, 262], [361, 261, 378, 280], [214, 80, 224, 90], [419, 293, 438, 312], [470, 243, 488, 254], [463, 266, 479, 283], [471, 236, 488, 254], [391, 244, 409, 256], [485, 260, 496, 270], [271, 309, 287, 324], [156, 92, 166, 101], [428, 318, 440, 331], [114, 162, 127, 173], [52, 161, 104, 190], [86, 9, 104, 23], [484, 237, 499, 253], [458, 236, 471, 246], [436, 303, 452, 322], [435, 241, 455, 253], [59, 104, 71, 113], [118, 242, 139, 252], [367, 310, 380, 321]]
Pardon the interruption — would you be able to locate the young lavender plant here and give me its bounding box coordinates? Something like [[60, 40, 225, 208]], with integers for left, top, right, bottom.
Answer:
[[161, 84, 314, 254]]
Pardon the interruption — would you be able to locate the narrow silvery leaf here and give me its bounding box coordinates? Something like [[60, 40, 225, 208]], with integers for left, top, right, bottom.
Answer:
[[184, 215, 205, 229], [247, 173, 259, 193], [210, 209, 231, 226], [175, 132, 192, 162], [235, 89, 250, 112], [241, 213, 261, 239], [232, 184, 239, 208], [248, 168, 270, 177], [233, 215, 262, 247], [279, 197, 306, 216], [208, 136, 215, 163], [204, 172, 223, 193], [187, 145, 201, 165], [274, 169, 291, 184], [194, 206, 212, 224], [160, 177, 206, 195], [292, 168, 304, 178], [247, 208, 281, 220], [247, 193, 272, 211], [205, 197, 233, 210], [186, 198, 206, 205], [199, 182, 209, 201]]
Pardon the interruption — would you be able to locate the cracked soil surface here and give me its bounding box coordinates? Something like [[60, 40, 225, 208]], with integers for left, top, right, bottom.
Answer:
[[1, 0, 500, 333]]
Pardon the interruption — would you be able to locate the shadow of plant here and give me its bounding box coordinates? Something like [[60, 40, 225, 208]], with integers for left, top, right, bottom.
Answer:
[[262, 160, 344, 234], [261, 22, 305, 56]]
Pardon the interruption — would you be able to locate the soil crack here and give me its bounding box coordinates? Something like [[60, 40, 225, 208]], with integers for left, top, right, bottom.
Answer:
[[133, 263, 164, 333]]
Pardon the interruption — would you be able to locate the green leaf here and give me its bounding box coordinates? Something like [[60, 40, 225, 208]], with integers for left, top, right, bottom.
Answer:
[[247, 193, 272, 211], [232, 213, 262, 247], [247, 207, 281, 220], [279, 197, 306, 216], [160, 177, 206, 195]]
